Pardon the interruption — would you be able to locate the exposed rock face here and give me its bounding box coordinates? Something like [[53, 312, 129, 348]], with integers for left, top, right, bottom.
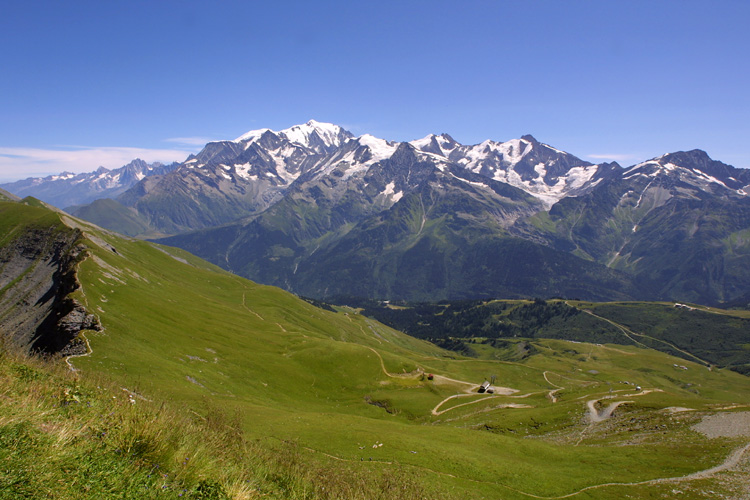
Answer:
[[0, 224, 100, 354]]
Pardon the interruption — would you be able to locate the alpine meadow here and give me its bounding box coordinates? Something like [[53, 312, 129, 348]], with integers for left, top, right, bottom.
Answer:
[[3, 2, 750, 498], [2, 171, 750, 498]]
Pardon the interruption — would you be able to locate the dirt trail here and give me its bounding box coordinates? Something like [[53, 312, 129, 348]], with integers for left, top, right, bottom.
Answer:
[[595, 344, 636, 356], [543, 371, 563, 403], [297, 436, 750, 500], [517, 441, 750, 499], [364, 346, 524, 417], [432, 368, 582, 416], [575, 389, 662, 445], [430, 373, 478, 389], [345, 314, 383, 344], [65, 331, 92, 371], [364, 346, 419, 379], [578, 308, 712, 367], [431, 394, 527, 416], [586, 399, 633, 423], [64, 258, 97, 372], [428, 375, 518, 415], [241, 292, 264, 321]]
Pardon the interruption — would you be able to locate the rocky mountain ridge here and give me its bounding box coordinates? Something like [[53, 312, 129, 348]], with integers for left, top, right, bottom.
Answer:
[[154, 123, 749, 304], [14, 120, 748, 305], [93, 121, 612, 235], [0, 159, 177, 209]]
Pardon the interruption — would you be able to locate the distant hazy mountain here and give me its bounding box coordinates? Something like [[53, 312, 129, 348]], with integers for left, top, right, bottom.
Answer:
[[0, 187, 20, 202], [0, 159, 177, 209], [66, 120, 750, 304]]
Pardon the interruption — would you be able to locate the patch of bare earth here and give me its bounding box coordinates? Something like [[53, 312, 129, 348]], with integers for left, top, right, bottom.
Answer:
[[684, 412, 750, 499], [692, 411, 750, 439]]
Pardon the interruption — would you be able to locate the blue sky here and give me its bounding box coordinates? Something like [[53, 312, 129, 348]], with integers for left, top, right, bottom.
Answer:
[[1, 0, 748, 181]]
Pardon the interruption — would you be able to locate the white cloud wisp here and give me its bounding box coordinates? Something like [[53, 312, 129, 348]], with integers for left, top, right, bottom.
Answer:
[[587, 153, 638, 163], [164, 137, 219, 146]]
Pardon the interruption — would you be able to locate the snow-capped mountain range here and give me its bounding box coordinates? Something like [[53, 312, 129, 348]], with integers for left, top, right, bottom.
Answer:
[[9, 120, 748, 217], [7, 120, 750, 305], [182, 120, 614, 210], [622, 151, 750, 197], [161, 120, 748, 219], [0, 159, 177, 209]]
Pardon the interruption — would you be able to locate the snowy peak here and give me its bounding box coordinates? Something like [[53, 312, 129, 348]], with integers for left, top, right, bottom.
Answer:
[[119, 159, 164, 183], [235, 120, 354, 154], [459, 138, 534, 174], [444, 136, 600, 208], [320, 130, 606, 208], [280, 120, 354, 153], [662, 150, 745, 185], [234, 128, 271, 143], [355, 134, 399, 164], [409, 133, 459, 157], [300, 133, 399, 184], [230, 123, 598, 207], [183, 122, 357, 196], [622, 150, 750, 196]]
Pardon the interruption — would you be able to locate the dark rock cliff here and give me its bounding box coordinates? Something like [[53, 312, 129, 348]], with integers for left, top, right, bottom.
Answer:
[[0, 223, 100, 354]]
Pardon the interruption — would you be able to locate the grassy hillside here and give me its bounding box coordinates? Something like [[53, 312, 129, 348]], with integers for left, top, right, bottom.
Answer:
[[0, 347, 434, 500], [344, 297, 750, 373], [576, 301, 750, 373], [2, 200, 750, 498], [68, 198, 156, 238]]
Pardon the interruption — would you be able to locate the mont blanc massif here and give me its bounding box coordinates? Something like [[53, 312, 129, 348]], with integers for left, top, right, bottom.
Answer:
[[3, 120, 750, 500], [9, 120, 747, 306]]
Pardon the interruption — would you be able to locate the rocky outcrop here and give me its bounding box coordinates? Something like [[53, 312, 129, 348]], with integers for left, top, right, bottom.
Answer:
[[0, 222, 100, 354]]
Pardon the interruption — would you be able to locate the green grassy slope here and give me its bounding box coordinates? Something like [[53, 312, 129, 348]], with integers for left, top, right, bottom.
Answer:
[[68, 198, 156, 238], [576, 301, 750, 373], [345, 297, 750, 373], [2, 200, 750, 498], [0, 347, 436, 500]]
